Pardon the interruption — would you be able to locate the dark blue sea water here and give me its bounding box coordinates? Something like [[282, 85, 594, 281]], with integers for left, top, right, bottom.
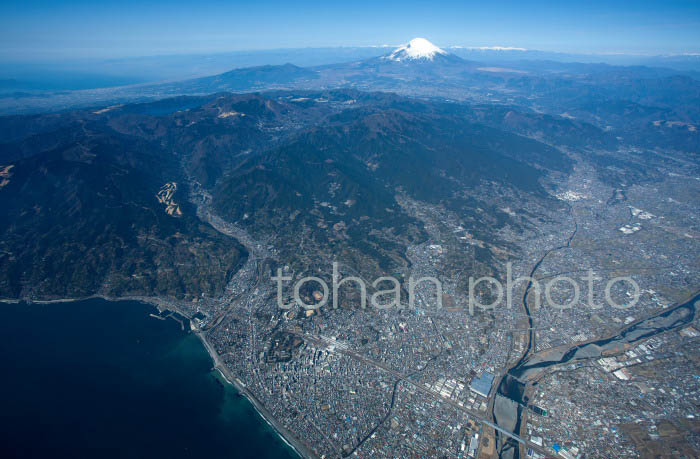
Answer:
[[0, 298, 298, 459]]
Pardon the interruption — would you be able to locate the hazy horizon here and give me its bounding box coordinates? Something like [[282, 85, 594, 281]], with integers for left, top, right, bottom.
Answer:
[[2, 0, 699, 61]]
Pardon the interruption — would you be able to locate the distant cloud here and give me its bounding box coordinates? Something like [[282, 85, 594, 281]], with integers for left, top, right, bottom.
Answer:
[[452, 46, 528, 51]]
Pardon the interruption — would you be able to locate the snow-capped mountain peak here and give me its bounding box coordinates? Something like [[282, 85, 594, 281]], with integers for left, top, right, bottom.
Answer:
[[386, 38, 448, 61]]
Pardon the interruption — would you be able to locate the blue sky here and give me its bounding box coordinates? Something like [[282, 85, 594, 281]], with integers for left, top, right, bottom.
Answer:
[[1, 0, 699, 60]]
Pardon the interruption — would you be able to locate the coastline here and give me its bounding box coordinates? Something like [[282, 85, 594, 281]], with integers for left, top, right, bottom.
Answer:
[[0, 293, 184, 308], [195, 330, 317, 459], [1, 294, 315, 459]]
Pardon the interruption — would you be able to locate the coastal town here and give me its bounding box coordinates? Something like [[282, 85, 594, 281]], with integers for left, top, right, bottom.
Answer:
[[177, 141, 700, 458], [1, 26, 698, 458]]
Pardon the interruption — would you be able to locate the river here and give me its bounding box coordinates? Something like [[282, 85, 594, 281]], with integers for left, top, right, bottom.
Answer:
[[492, 292, 700, 459]]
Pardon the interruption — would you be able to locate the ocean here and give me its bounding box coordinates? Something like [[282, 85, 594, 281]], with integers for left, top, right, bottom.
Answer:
[[0, 298, 298, 459]]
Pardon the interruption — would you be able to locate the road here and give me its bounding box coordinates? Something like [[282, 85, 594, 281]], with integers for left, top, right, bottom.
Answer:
[[295, 332, 553, 457]]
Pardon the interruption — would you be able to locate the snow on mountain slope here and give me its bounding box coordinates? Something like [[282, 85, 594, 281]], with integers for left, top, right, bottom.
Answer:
[[386, 38, 448, 61]]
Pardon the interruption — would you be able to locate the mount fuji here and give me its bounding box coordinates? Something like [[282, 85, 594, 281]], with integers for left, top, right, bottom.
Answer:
[[316, 37, 474, 87], [385, 38, 448, 61], [379, 38, 467, 66]]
